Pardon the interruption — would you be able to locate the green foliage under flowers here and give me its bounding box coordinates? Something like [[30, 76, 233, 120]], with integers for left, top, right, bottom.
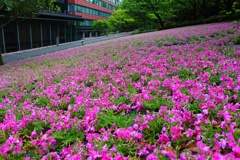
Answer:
[[142, 97, 167, 112], [201, 123, 222, 146], [95, 109, 137, 129], [156, 36, 186, 47], [127, 84, 137, 95], [21, 121, 51, 135], [0, 108, 8, 123], [0, 130, 7, 145], [0, 153, 24, 160], [171, 136, 193, 157], [25, 84, 35, 91], [231, 36, 240, 45], [130, 72, 141, 82], [52, 127, 85, 151], [36, 96, 51, 108], [116, 139, 137, 157], [53, 77, 62, 84], [227, 90, 240, 104], [143, 117, 166, 144], [96, 137, 137, 157], [0, 90, 9, 102], [84, 81, 94, 87], [111, 95, 131, 105], [102, 75, 111, 83], [187, 101, 202, 114], [71, 109, 86, 120], [209, 73, 223, 86], [119, 58, 128, 69], [233, 129, 240, 142], [186, 35, 203, 44], [176, 68, 197, 81]]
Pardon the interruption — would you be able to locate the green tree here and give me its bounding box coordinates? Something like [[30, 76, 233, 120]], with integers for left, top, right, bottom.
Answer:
[[215, 0, 240, 14], [0, 0, 56, 28], [108, 9, 135, 32], [217, 0, 238, 13], [119, 0, 149, 29], [120, 0, 175, 28], [92, 19, 110, 35], [175, 0, 212, 20], [0, 0, 56, 65]]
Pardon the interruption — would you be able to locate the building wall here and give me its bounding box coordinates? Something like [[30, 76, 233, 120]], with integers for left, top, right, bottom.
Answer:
[[0, 0, 120, 54], [67, 0, 119, 26], [68, 11, 108, 20], [0, 17, 97, 53]]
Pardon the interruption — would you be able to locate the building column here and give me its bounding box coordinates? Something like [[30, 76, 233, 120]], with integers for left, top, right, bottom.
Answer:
[[57, 24, 60, 44], [75, 27, 77, 40], [30, 23, 33, 48], [40, 23, 43, 47], [50, 23, 52, 45], [106, 29, 108, 37], [70, 24, 72, 41], [82, 32, 85, 39], [17, 24, 21, 51], [1, 27, 6, 53], [95, 32, 98, 37], [57, 24, 59, 37], [64, 23, 66, 43], [90, 31, 92, 38]]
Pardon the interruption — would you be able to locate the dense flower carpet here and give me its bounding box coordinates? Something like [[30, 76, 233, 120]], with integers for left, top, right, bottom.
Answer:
[[0, 22, 240, 159]]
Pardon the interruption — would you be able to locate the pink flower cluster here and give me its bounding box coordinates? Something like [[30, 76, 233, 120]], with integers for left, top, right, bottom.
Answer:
[[0, 22, 239, 159]]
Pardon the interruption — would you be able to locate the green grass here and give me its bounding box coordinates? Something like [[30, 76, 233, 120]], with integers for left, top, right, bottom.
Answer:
[[95, 109, 137, 129]]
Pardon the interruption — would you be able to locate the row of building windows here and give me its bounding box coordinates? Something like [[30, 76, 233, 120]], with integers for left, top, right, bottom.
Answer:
[[82, 20, 92, 26], [71, 20, 92, 26], [85, 0, 116, 10], [109, 0, 120, 5], [68, 4, 111, 18]]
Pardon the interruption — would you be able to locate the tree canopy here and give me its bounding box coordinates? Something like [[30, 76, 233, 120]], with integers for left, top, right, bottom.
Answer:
[[107, 0, 240, 31], [108, 9, 135, 32], [0, 0, 56, 65], [0, 0, 57, 28], [92, 19, 110, 34]]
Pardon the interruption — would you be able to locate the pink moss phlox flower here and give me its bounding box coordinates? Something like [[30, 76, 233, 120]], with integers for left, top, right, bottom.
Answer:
[[0, 136, 23, 157], [113, 153, 128, 160], [146, 153, 159, 160], [138, 147, 149, 156], [142, 90, 152, 101], [219, 138, 226, 149], [196, 141, 211, 154], [139, 121, 149, 131], [100, 144, 112, 160], [114, 127, 142, 141], [86, 133, 101, 142], [233, 146, 240, 157], [157, 133, 170, 144], [170, 126, 183, 140], [61, 146, 72, 158], [0, 104, 6, 109], [161, 149, 176, 159], [66, 154, 82, 160], [41, 152, 61, 160], [30, 130, 38, 139]]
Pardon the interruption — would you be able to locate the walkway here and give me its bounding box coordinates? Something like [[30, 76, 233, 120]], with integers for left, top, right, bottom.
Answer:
[[2, 32, 132, 64]]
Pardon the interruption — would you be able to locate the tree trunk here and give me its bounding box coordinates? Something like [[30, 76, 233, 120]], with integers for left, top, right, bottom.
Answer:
[[153, 12, 164, 27], [0, 53, 4, 66]]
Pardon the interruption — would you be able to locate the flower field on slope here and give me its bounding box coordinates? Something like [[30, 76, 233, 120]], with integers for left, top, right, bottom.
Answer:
[[0, 22, 240, 160]]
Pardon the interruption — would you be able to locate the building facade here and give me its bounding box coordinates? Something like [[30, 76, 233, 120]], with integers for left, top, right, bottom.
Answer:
[[67, 0, 119, 26], [0, 0, 119, 54]]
